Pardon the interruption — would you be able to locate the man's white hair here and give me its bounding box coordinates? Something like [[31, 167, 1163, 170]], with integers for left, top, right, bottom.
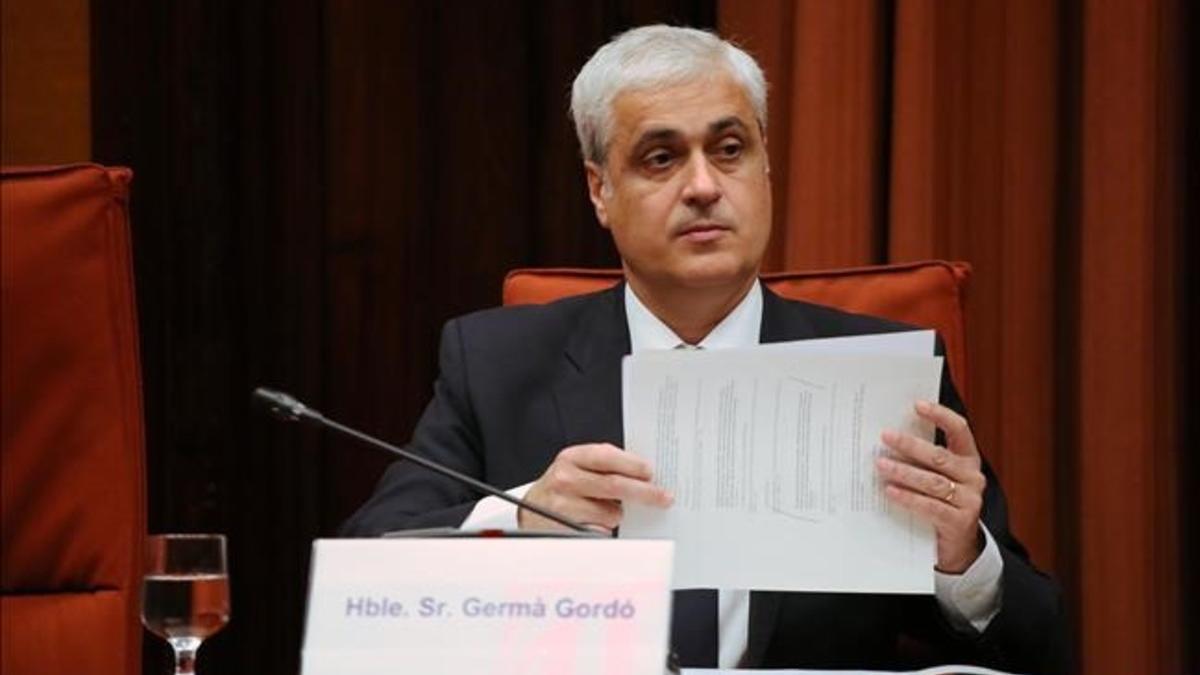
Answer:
[[570, 25, 768, 165]]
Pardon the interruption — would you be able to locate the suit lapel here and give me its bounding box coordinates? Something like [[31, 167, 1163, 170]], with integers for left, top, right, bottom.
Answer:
[[553, 283, 629, 448], [760, 284, 819, 344]]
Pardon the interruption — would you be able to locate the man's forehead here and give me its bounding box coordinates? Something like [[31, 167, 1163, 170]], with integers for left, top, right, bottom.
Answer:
[[610, 75, 756, 140]]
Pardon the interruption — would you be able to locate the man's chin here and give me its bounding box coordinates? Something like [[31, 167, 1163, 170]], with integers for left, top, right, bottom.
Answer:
[[625, 252, 761, 294], [664, 263, 759, 292]]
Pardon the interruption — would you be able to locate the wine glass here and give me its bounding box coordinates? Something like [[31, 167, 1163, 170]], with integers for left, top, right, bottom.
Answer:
[[141, 534, 231, 674]]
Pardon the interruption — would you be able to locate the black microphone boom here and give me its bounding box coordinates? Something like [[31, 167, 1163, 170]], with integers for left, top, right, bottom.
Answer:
[[251, 387, 594, 534]]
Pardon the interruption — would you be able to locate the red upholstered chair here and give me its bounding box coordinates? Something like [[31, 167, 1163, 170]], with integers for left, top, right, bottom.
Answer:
[[503, 261, 972, 401], [1, 165, 145, 675]]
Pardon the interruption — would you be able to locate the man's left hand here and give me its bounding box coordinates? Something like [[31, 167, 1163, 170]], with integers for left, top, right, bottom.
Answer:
[[877, 400, 986, 574]]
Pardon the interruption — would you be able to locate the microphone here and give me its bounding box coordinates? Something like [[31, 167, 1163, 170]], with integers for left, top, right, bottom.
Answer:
[[251, 387, 596, 535], [254, 387, 682, 673], [254, 387, 316, 423]]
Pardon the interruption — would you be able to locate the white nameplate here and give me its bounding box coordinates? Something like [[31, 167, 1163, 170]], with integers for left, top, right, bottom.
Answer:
[[302, 538, 674, 675]]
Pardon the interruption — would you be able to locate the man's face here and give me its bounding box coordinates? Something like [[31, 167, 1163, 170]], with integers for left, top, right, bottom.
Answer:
[[586, 73, 771, 295]]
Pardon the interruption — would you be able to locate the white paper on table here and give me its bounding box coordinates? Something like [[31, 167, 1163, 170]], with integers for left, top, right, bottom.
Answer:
[[681, 665, 1017, 675], [620, 331, 942, 594], [757, 329, 935, 358]]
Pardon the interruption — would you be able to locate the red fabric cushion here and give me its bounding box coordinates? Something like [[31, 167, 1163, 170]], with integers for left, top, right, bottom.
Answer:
[[1, 164, 145, 675], [0, 592, 129, 674], [503, 261, 971, 401]]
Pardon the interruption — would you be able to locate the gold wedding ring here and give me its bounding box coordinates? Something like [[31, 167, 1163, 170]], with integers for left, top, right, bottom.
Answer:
[[942, 480, 958, 505]]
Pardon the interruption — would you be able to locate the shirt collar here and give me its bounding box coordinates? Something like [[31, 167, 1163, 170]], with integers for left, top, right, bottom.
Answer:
[[624, 280, 763, 353]]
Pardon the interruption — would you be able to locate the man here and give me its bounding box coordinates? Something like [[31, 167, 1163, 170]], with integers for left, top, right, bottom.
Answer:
[[343, 25, 1066, 672]]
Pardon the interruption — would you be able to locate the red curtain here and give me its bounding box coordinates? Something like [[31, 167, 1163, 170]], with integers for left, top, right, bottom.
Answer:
[[720, 1, 1184, 672]]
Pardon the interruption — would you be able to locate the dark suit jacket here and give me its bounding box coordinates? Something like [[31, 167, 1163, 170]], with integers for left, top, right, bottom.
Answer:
[[342, 283, 1068, 673]]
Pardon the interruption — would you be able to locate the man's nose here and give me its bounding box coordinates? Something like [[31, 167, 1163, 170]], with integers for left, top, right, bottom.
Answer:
[[681, 152, 721, 209]]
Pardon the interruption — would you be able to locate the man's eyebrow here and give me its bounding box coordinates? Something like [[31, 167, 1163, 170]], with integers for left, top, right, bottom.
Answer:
[[629, 117, 750, 153], [631, 127, 681, 150], [709, 116, 750, 135]]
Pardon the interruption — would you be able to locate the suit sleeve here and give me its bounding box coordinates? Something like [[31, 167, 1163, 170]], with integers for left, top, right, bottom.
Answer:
[[339, 318, 487, 536], [911, 339, 1072, 674]]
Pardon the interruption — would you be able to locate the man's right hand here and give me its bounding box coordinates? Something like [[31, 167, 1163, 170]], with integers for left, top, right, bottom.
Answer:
[[519, 443, 674, 533]]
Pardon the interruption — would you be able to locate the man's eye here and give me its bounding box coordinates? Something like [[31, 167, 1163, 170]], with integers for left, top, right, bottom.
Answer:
[[716, 140, 744, 159], [643, 150, 674, 169]]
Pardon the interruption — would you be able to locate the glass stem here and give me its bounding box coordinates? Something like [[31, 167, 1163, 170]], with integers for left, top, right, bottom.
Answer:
[[169, 637, 202, 675]]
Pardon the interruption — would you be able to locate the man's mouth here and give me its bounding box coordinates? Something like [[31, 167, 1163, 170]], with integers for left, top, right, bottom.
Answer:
[[676, 222, 731, 243]]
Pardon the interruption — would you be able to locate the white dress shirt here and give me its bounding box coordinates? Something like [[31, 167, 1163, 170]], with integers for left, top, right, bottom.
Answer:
[[463, 281, 1003, 665]]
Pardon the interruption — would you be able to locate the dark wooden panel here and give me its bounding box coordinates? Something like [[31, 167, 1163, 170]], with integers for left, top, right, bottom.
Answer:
[[1181, 4, 1200, 671], [0, 0, 91, 163], [92, 2, 715, 673], [321, 0, 717, 525], [1077, 0, 1183, 671], [93, 1, 329, 671]]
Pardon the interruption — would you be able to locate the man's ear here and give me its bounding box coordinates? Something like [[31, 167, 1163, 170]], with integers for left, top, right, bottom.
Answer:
[[761, 131, 771, 176], [584, 161, 610, 229]]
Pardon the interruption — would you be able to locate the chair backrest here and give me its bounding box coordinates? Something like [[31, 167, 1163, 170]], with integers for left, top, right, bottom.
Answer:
[[503, 261, 972, 401], [1, 164, 145, 675]]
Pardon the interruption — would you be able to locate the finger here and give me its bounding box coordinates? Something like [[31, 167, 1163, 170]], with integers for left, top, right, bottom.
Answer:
[[882, 483, 962, 528], [914, 400, 978, 458], [875, 456, 961, 504], [572, 469, 674, 507], [877, 457, 984, 518], [565, 497, 624, 531], [564, 443, 654, 480], [883, 485, 984, 573], [524, 497, 622, 533], [880, 429, 979, 485]]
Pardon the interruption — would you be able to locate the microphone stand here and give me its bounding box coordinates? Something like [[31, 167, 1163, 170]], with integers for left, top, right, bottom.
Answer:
[[253, 386, 682, 673], [252, 387, 594, 534]]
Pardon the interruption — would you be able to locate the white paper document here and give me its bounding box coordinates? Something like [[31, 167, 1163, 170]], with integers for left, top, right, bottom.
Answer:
[[682, 666, 1016, 675], [620, 331, 942, 593]]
